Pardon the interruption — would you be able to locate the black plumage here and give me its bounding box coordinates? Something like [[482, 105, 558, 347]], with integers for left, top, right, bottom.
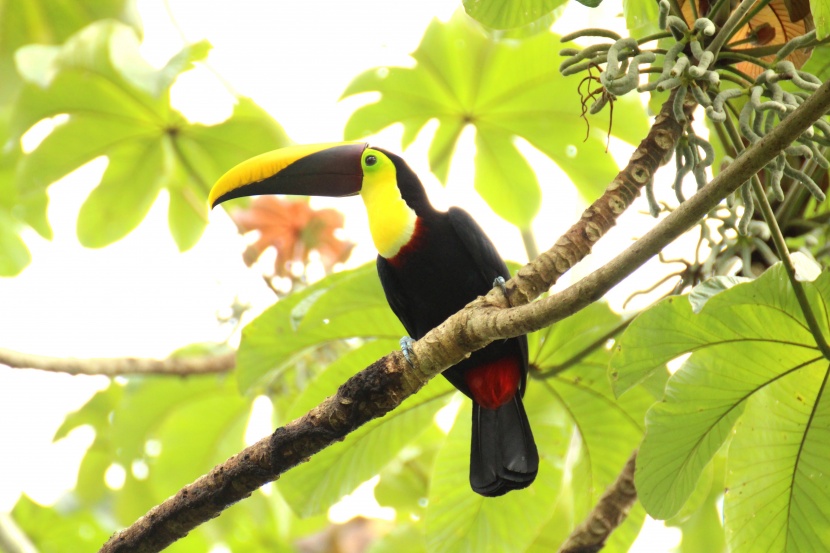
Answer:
[[375, 151, 538, 496]]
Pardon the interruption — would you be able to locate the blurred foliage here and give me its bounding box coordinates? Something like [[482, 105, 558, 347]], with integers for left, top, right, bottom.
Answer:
[[11, 21, 289, 253], [3, 1, 830, 553], [0, 0, 139, 276], [461, 0, 568, 30]]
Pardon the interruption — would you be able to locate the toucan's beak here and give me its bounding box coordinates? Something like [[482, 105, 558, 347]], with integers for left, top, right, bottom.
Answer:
[[209, 142, 368, 208]]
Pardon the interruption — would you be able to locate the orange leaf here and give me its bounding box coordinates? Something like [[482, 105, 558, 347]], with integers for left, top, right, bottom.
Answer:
[[231, 196, 353, 276]]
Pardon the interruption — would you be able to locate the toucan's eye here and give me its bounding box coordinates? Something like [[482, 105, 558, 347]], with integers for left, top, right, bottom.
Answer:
[[365, 155, 377, 166]]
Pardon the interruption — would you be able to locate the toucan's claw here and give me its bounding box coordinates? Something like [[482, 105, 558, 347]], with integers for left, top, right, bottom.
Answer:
[[493, 276, 508, 297], [493, 277, 510, 304], [400, 336, 416, 368]]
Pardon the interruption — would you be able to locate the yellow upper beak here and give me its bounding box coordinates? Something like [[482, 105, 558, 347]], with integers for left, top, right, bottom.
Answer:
[[209, 142, 368, 208]]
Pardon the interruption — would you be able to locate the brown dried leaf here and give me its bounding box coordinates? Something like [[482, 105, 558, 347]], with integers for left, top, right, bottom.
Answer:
[[681, 0, 814, 78]]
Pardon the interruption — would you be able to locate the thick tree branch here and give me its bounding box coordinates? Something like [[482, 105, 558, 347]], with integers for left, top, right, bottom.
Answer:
[[0, 348, 235, 376], [558, 451, 638, 553], [100, 79, 830, 553]]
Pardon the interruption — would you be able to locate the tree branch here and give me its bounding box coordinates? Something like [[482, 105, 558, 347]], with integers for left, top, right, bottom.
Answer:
[[0, 513, 37, 553], [100, 79, 830, 553], [558, 451, 638, 553], [0, 347, 235, 376]]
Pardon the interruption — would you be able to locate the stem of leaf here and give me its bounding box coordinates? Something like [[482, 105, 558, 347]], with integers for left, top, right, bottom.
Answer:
[[706, 0, 761, 57], [534, 318, 633, 378], [751, 176, 830, 357], [521, 227, 539, 261], [637, 32, 673, 45], [718, 115, 830, 358]]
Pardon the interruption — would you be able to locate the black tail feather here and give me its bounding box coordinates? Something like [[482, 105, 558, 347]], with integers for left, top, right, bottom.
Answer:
[[469, 394, 538, 497]]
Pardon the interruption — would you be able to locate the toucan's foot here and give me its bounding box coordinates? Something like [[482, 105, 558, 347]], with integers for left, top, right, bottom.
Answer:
[[493, 276, 507, 295], [493, 276, 511, 305], [400, 336, 416, 368]]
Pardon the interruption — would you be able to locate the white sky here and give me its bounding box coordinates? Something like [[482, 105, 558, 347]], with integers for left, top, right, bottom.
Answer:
[[0, 0, 688, 548]]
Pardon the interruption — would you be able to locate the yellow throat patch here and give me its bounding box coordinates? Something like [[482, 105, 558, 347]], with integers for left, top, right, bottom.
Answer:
[[359, 149, 417, 259]]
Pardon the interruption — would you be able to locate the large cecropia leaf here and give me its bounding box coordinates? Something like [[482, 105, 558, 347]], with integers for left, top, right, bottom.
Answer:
[[0, 0, 138, 275], [611, 263, 830, 552], [278, 342, 454, 517], [342, 11, 648, 229], [236, 264, 405, 392], [56, 374, 251, 527], [462, 0, 567, 30], [12, 20, 288, 251], [0, 0, 138, 104], [529, 301, 651, 552], [814, 0, 829, 39], [0, 131, 30, 276], [424, 399, 566, 553]]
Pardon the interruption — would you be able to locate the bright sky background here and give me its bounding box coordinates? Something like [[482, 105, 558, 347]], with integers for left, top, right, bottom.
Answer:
[[0, 0, 693, 548]]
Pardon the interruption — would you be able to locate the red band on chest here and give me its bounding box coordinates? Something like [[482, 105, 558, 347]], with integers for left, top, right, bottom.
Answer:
[[464, 357, 521, 410], [386, 217, 425, 268]]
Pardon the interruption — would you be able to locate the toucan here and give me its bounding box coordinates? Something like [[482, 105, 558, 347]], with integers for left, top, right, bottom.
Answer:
[[209, 142, 538, 496]]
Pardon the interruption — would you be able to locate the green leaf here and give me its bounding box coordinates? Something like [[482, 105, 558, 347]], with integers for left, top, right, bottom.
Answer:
[[0, 210, 31, 276], [11, 495, 111, 553], [529, 302, 650, 551], [0, 0, 138, 103], [623, 0, 662, 39], [374, 429, 441, 520], [13, 21, 288, 250], [474, 126, 541, 225], [632, 264, 830, 533], [574, 0, 603, 7], [279, 342, 454, 516], [688, 275, 750, 313], [342, 11, 648, 227], [57, 374, 250, 524], [666, 454, 728, 553], [812, 0, 829, 40], [462, 0, 567, 30], [609, 271, 779, 396], [802, 44, 830, 80], [76, 137, 166, 246], [367, 524, 426, 553], [0, 110, 37, 275], [236, 264, 404, 391], [725, 365, 830, 553], [424, 402, 564, 553]]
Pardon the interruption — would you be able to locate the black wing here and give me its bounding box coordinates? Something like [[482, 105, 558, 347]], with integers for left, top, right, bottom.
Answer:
[[376, 254, 419, 339], [448, 207, 510, 286], [448, 207, 529, 393]]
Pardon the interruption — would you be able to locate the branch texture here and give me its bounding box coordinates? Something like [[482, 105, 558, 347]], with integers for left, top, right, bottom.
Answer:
[[0, 348, 235, 376], [101, 78, 830, 553], [507, 88, 693, 306]]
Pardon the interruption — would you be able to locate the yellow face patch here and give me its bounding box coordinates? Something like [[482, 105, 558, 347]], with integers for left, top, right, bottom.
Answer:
[[359, 149, 417, 258]]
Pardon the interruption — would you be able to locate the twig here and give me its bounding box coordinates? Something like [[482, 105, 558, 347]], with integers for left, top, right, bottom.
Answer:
[[0, 348, 235, 376], [706, 0, 759, 57]]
